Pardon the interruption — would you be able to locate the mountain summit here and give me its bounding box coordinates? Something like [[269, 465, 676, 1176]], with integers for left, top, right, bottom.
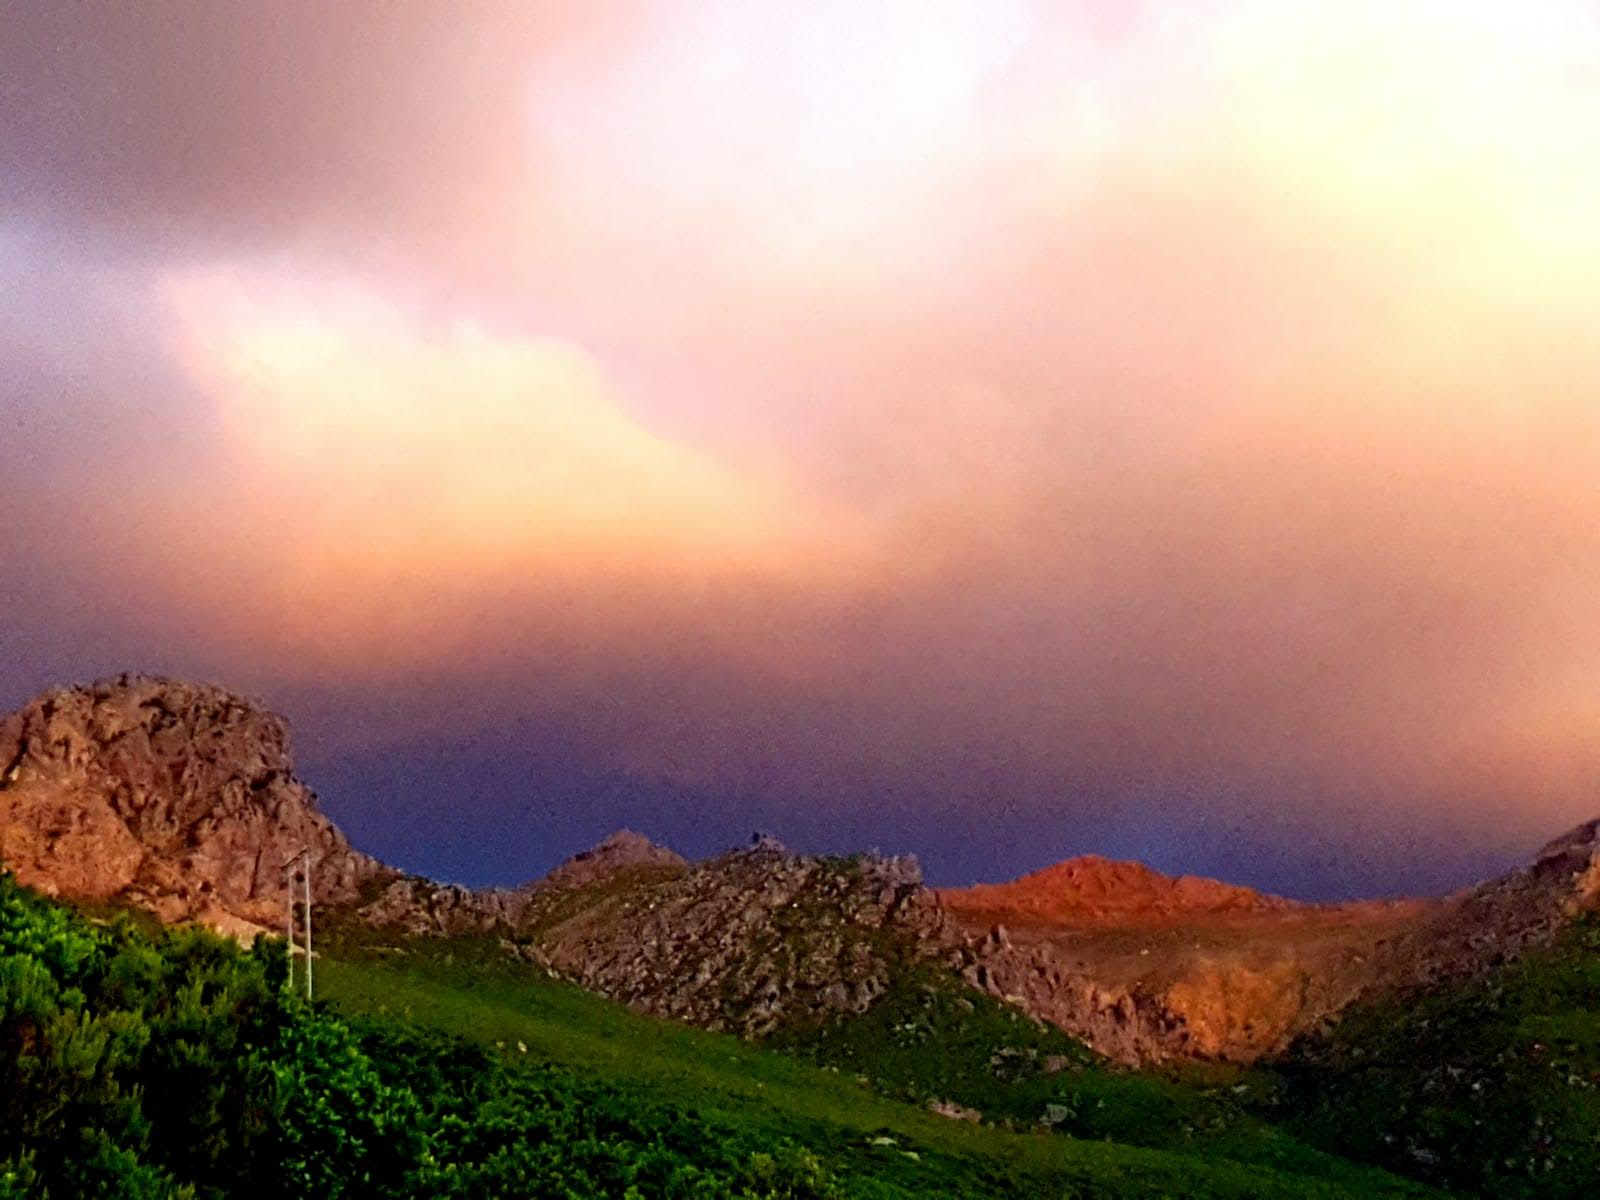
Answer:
[[939, 854, 1298, 928], [524, 828, 686, 893]]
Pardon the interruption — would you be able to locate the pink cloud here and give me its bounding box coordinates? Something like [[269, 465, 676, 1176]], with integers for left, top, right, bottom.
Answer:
[[5, 1, 1600, 884]]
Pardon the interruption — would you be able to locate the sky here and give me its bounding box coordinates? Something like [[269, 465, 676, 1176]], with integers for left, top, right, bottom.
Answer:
[[3, 1, 1598, 899]]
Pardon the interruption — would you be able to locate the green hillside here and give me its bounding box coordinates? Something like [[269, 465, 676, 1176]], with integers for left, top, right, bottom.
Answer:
[[1273, 915, 1600, 1198], [0, 871, 1442, 1198], [314, 928, 1434, 1198]]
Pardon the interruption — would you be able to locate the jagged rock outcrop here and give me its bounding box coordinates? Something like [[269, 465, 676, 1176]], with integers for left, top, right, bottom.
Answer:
[[518, 838, 944, 1037], [0, 675, 390, 934], [346, 829, 950, 1037]]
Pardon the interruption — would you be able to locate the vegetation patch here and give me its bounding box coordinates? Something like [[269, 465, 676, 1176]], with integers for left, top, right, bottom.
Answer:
[[767, 960, 1425, 1188], [1273, 916, 1600, 1198], [316, 925, 1438, 1197]]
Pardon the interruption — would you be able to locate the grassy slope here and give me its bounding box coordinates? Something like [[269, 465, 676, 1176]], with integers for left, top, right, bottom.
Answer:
[[316, 938, 1439, 1199], [1274, 915, 1600, 1199], [767, 962, 1389, 1184]]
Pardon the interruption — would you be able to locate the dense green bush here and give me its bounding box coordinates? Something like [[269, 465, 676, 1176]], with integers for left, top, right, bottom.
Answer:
[[0, 871, 419, 1196], [0, 872, 839, 1199]]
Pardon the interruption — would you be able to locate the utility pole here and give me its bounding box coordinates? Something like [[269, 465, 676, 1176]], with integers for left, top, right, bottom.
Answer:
[[281, 848, 313, 1000], [284, 859, 294, 986], [302, 851, 313, 1001]]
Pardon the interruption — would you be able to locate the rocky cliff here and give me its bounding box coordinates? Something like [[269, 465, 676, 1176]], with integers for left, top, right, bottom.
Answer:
[[0, 675, 391, 938]]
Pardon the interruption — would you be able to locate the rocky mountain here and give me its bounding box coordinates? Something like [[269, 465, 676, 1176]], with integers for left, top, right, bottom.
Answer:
[[942, 826, 1600, 1063], [352, 832, 947, 1036], [0, 675, 391, 939], [936, 855, 1432, 1061], [511, 838, 945, 1036], [0, 676, 956, 1039], [3, 674, 1597, 1068], [948, 897, 1429, 1063], [939, 855, 1300, 928]]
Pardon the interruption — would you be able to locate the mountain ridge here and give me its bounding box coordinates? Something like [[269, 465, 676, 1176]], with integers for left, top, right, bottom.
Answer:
[[3, 673, 1597, 1066]]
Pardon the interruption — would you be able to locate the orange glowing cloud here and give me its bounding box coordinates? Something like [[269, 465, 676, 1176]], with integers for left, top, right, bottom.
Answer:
[[157, 266, 877, 669]]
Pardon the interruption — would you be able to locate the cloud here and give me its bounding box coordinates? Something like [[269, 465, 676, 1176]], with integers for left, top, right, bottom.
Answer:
[[4, 2, 1600, 894], [150, 264, 874, 674]]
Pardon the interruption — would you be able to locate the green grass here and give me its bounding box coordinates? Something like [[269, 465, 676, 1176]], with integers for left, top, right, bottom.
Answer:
[[1275, 916, 1600, 1198], [767, 961, 1398, 1184], [316, 937, 1441, 1198]]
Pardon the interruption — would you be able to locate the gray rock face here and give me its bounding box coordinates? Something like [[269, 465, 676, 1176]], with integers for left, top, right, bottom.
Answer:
[[0, 675, 390, 931], [517, 845, 944, 1037]]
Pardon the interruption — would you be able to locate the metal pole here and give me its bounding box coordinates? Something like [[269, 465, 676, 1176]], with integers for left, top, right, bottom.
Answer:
[[302, 853, 313, 1001], [285, 863, 295, 993]]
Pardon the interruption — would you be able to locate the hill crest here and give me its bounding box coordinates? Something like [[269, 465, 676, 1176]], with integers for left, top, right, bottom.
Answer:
[[939, 854, 1298, 928], [522, 827, 687, 892]]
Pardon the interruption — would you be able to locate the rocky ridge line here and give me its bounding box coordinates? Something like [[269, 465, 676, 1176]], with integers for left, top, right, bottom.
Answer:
[[0, 677, 957, 1038], [515, 837, 943, 1036], [3, 675, 1598, 1065]]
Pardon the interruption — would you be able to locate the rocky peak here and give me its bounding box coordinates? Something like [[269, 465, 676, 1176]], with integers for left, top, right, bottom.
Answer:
[[521, 844, 949, 1037], [743, 831, 789, 856], [525, 828, 686, 893], [939, 853, 1297, 928], [0, 675, 388, 931]]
